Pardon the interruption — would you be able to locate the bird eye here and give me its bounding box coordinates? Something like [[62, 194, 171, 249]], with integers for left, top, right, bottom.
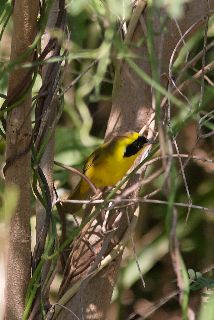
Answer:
[[135, 139, 143, 149]]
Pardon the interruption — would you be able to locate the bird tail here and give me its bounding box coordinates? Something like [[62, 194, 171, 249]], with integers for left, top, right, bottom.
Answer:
[[60, 180, 90, 214]]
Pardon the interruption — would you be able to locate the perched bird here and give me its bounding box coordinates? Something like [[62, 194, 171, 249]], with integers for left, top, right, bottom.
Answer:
[[62, 131, 151, 213]]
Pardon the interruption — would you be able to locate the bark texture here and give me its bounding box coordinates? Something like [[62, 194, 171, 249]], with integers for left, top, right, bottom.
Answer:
[[4, 1, 39, 319], [56, 1, 214, 319]]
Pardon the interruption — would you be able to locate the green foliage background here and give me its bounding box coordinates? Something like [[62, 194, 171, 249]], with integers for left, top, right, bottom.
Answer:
[[0, 0, 214, 319]]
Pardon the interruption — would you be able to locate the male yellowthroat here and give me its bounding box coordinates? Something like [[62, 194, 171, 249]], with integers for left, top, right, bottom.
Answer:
[[62, 132, 151, 213]]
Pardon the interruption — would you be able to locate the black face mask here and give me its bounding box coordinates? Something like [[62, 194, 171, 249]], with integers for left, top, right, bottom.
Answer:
[[123, 136, 148, 157]]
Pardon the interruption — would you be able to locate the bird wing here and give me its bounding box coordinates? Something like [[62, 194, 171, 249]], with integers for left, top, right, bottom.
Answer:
[[83, 149, 100, 173], [83, 138, 115, 174]]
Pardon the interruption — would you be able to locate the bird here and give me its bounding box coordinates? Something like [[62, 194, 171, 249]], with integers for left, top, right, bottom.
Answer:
[[61, 131, 152, 213]]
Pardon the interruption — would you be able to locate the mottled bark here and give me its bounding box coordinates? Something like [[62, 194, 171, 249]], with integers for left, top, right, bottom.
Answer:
[[4, 1, 39, 319]]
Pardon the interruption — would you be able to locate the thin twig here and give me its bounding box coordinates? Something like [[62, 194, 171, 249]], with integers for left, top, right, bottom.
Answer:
[[62, 198, 214, 213], [199, 10, 209, 109], [61, 59, 98, 95], [172, 139, 192, 223], [168, 11, 214, 83], [144, 153, 214, 166], [126, 208, 145, 288], [161, 61, 214, 109], [177, 40, 214, 82]]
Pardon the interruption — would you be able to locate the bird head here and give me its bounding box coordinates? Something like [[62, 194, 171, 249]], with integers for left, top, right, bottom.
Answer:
[[123, 132, 154, 157]]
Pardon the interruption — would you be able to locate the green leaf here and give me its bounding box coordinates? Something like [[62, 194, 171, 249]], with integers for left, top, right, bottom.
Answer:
[[198, 291, 214, 320]]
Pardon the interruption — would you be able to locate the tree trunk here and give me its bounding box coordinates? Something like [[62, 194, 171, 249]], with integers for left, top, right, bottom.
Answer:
[[4, 1, 39, 319]]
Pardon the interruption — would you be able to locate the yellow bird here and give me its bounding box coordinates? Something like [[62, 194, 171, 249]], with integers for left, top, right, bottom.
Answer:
[[62, 132, 151, 213]]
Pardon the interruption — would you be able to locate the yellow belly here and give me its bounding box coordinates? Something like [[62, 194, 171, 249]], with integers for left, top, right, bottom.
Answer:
[[88, 157, 133, 186]]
